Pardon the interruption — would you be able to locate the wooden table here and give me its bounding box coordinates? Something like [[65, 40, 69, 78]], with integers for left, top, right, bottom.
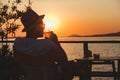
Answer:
[[76, 56, 120, 80]]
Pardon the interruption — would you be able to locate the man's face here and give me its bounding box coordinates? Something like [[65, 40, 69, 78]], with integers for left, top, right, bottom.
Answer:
[[30, 18, 45, 37]]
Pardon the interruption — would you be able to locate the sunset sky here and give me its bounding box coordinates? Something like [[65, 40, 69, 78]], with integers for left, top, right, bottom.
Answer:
[[2, 0, 120, 37]]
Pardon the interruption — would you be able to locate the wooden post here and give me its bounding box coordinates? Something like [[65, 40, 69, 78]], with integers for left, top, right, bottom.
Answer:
[[83, 42, 92, 80], [118, 60, 120, 80], [83, 42, 88, 58]]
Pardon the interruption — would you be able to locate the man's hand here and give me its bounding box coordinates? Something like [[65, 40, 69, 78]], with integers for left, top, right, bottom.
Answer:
[[49, 31, 59, 44]]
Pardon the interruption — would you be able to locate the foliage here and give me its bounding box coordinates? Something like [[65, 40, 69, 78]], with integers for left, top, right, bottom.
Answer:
[[0, 0, 26, 39], [0, 44, 25, 80], [0, 0, 29, 80]]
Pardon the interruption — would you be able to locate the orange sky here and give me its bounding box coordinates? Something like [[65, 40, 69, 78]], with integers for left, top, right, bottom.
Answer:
[[2, 0, 120, 37]]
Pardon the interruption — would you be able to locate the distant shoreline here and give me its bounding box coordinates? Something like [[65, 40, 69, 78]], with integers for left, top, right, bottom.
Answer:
[[67, 32, 120, 37]]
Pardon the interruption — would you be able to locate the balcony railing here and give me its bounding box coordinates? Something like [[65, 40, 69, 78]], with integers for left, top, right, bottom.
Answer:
[[1, 40, 120, 58]]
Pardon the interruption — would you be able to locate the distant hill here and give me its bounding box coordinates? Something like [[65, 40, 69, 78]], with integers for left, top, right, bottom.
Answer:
[[68, 32, 120, 37], [68, 34, 81, 37], [91, 32, 120, 37]]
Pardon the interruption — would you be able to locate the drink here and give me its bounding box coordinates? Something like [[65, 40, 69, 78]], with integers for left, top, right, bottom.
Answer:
[[44, 31, 52, 38]]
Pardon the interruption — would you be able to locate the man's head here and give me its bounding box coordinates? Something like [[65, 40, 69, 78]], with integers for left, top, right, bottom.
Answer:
[[21, 8, 45, 38]]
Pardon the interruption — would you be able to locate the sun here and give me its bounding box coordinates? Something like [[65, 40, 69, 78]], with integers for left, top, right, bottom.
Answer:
[[44, 16, 58, 32]]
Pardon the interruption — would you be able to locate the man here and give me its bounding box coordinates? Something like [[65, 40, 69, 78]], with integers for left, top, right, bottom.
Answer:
[[14, 8, 68, 80]]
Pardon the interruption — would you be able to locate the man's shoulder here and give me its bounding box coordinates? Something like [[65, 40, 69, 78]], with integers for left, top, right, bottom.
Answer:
[[14, 37, 55, 46]]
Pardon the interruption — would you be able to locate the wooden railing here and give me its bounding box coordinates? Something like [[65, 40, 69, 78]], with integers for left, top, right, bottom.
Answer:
[[59, 40, 120, 58], [1, 40, 120, 58]]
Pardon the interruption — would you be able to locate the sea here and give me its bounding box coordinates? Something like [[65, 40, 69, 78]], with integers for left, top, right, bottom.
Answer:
[[59, 37, 120, 80], [1, 37, 120, 80]]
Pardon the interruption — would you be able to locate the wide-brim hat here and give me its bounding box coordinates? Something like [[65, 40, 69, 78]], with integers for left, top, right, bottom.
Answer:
[[21, 8, 45, 32]]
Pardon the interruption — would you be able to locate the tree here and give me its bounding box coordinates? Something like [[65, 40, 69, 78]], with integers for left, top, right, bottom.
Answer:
[[0, 1, 29, 80], [0, 0, 26, 39]]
